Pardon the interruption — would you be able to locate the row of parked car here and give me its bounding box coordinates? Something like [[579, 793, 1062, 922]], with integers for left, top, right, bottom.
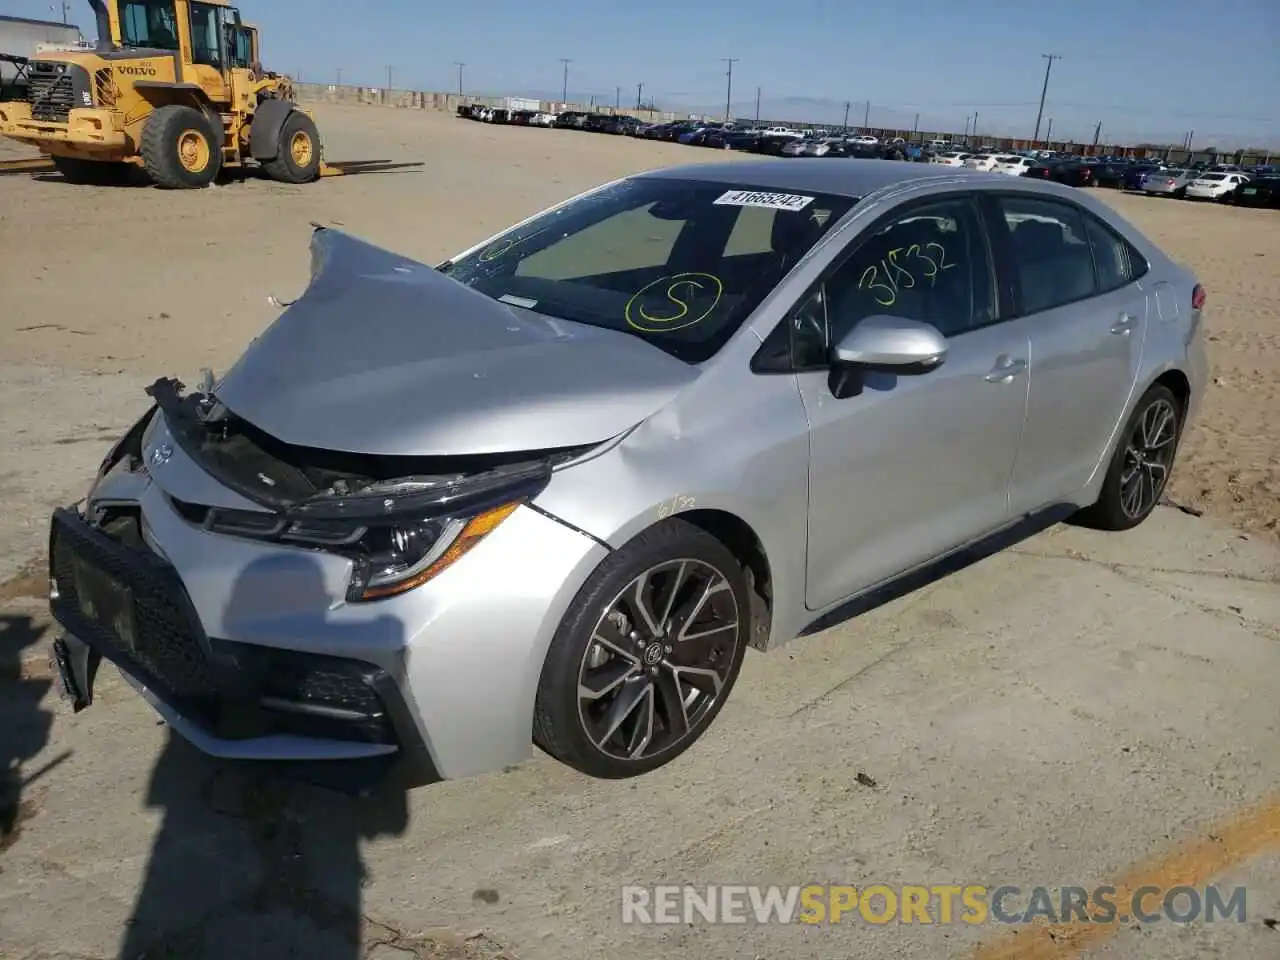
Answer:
[[1007, 154, 1279, 207], [456, 104, 1279, 209]]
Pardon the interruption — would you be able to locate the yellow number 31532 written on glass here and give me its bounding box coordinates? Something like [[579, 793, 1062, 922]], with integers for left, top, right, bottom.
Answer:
[[858, 243, 956, 308]]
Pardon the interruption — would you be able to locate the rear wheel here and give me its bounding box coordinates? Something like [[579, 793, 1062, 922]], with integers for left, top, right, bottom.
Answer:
[[140, 104, 222, 189], [261, 110, 322, 183], [533, 519, 750, 779], [1076, 384, 1183, 531]]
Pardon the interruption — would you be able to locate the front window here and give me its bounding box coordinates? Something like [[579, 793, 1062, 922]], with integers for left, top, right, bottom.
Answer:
[[441, 178, 857, 363], [120, 0, 179, 50], [230, 26, 253, 68]]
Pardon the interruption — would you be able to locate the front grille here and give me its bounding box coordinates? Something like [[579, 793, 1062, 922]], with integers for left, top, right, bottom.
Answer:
[[49, 507, 399, 746], [28, 70, 75, 122], [50, 507, 220, 704]]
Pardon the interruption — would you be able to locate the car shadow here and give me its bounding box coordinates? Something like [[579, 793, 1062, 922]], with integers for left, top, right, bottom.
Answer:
[[0, 608, 58, 855], [118, 553, 412, 960]]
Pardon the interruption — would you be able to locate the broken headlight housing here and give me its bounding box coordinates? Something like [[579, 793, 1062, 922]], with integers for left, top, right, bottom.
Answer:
[[187, 462, 550, 602]]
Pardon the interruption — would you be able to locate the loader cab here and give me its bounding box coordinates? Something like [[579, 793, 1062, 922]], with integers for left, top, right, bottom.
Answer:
[[106, 0, 250, 105]]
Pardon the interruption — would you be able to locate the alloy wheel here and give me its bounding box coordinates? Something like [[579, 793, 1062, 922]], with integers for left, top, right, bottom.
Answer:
[[576, 559, 740, 762], [1119, 397, 1178, 519]]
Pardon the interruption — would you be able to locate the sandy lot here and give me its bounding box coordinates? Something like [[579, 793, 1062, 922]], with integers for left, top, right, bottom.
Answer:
[[1, 106, 1275, 553], [1, 105, 1278, 960]]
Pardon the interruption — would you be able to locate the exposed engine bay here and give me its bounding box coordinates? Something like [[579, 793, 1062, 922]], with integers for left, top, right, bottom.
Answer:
[[137, 376, 593, 521]]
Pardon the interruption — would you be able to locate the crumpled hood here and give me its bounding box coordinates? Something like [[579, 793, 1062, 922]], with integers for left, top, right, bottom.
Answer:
[[210, 227, 699, 456]]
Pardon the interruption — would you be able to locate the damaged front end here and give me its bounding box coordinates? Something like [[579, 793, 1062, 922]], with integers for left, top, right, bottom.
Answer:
[[139, 375, 593, 602]]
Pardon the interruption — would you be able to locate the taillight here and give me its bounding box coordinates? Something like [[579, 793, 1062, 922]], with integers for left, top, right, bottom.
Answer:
[[1191, 284, 1206, 311]]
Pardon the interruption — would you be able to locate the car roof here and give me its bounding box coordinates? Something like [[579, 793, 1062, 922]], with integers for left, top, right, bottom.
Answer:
[[636, 158, 993, 198]]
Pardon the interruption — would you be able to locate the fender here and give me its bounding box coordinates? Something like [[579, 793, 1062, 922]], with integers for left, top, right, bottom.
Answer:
[[249, 98, 293, 160]]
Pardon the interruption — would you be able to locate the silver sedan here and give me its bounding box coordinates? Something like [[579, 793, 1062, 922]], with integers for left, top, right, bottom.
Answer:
[[49, 160, 1207, 790]]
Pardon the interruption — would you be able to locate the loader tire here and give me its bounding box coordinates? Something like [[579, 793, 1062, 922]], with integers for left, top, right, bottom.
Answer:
[[141, 105, 222, 189], [262, 110, 321, 184]]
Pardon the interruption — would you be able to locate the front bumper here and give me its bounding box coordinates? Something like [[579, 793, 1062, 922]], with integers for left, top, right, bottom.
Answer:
[[0, 102, 126, 151], [49, 426, 609, 789]]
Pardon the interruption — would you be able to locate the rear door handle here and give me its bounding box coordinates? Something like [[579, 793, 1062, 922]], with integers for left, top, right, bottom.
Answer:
[[984, 357, 1027, 383], [1111, 313, 1137, 336]]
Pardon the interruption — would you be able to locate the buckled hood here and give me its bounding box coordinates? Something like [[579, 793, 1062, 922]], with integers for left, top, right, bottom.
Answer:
[[210, 227, 699, 456]]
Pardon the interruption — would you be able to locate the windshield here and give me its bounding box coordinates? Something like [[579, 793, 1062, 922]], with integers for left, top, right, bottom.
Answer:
[[441, 177, 857, 363]]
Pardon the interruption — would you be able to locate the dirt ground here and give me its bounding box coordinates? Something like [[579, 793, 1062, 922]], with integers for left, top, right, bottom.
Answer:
[[1, 106, 1275, 543], [1, 106, 1279, 960]]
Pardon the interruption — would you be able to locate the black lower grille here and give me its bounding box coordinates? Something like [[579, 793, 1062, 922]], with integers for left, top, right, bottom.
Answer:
[[48, 507, 399, 746], [50, 507, 219, 703], [28, 73, 74, 122]]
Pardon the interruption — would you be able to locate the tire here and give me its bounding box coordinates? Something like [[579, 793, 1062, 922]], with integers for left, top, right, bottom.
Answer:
[[1075, 384, 1183, 531], [140, 104, 221, 189], [51, 157, 131, 185], [533, 518, 750, 779], [261, 109, 322, 183]]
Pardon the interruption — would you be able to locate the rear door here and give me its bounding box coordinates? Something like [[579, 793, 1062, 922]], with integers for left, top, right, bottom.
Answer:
[[985, 193, 1150, 514]]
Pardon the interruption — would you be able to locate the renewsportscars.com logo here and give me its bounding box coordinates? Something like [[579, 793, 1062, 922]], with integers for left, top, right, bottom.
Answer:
[[620, 884, 1249, 926]]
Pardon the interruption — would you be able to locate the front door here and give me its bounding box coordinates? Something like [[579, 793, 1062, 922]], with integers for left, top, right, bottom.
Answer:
[[990, 194, 1149, 514], [794, 193, 1030, 611]]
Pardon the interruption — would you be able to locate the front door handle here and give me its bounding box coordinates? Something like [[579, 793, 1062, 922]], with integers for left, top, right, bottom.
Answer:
[[984, 357, 1027, 383], [1111, 313, 1137, 336]]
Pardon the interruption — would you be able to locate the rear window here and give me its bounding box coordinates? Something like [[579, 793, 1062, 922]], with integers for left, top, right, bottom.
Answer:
[[442, 178, 857, 363], [1199, 173, 1226, 181]]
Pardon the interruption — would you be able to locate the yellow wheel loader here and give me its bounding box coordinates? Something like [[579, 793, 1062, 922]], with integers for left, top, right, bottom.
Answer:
[[0, 0, 329, 188]]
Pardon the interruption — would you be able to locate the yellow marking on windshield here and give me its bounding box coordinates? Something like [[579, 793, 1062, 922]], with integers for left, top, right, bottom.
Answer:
[[625, 273, 724, 333]]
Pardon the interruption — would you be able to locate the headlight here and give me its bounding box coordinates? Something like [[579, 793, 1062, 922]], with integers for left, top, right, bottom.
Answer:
[[188, 462, 549, 602], [348, 500, 521, 601]]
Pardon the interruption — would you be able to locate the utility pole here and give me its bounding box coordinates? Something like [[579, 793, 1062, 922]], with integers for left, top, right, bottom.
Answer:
[[973, 111, 979, 142], [721, 58, 739, 122], [1032, 53, 1060, 144], [755, 86, 761, 124], [335, 67, 342, 86], [1044, 117, 1053, 145], [386, 65, 393, 91], [1186, 129, 1194, 152], [57, 2, 70, 24], [1092, 121, 1102, 147], [912, 112, 919, 134], [453, 62, 465, 97], [559, 58, 572, 104], [964, 115, 970, 139], [843, 101, 850, 131], [863, 100, 870, 129], [636, 82, 643, 110], [615, 86, 620, 111]]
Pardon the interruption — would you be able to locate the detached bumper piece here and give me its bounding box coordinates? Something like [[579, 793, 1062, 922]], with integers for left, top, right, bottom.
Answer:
[[47, 507, 438, 792]]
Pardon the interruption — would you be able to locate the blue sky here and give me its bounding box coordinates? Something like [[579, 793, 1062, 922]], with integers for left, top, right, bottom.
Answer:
[[11, 0, 1278, 147]]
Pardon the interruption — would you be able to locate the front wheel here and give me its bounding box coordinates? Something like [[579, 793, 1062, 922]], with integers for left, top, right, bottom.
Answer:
[[533, 518, 750, 779], [1076, 384, 1183, 531], [140, 104, 222, 189]]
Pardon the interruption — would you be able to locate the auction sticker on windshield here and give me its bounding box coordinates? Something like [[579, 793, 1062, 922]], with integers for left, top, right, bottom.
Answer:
[[714, 190, 815, 212]]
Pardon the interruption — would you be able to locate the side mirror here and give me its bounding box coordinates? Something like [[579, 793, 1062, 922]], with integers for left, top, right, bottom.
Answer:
[[831, 314, 948, 372]]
